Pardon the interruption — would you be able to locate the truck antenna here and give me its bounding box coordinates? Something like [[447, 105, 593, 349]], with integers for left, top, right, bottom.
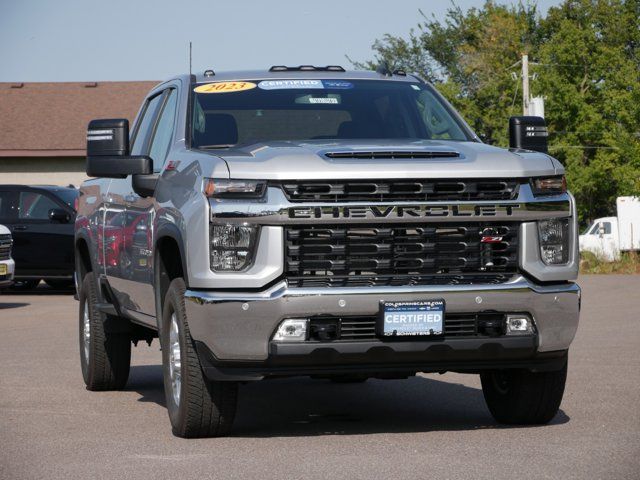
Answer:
[[189, 41, 192, 76]]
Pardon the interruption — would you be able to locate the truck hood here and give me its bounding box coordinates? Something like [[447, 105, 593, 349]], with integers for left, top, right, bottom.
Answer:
[[208, 139, 560, 180]]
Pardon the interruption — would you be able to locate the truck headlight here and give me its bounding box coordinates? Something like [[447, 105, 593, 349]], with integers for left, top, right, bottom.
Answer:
[[210, 224, 259, 271], [203, 178, 265, 198], [531, 176, 566, 196], [538, 218, 570, 265]]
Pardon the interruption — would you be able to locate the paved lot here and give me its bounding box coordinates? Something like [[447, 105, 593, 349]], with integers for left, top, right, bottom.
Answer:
[[0, 275, 639, 480]]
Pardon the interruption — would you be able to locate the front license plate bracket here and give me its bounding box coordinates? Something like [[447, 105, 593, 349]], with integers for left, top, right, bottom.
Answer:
[[377, 299, 445, 338]]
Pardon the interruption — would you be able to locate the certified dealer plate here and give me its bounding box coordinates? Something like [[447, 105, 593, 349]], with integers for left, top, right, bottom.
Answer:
[[379, 300, 445, 337]]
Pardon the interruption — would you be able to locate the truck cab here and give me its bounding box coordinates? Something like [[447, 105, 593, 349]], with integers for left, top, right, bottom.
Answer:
[[579, 216, 619, 261], [75, 66, 580, 438], [579, 196, 640, 261]]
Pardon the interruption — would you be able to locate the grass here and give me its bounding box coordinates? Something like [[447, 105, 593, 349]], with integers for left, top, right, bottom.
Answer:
[[579, 250, 640, 274]]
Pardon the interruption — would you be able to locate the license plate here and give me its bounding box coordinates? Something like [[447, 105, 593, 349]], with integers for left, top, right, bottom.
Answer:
[[378, 300, 445, 337], [0, 264, 6, 275]]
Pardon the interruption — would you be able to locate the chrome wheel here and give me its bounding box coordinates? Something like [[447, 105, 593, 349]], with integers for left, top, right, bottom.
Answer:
[[168, 313, 182, 406], [82, 300, 90, 362]]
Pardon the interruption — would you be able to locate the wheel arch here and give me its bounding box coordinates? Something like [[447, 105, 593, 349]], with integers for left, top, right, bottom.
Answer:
[[75, 234, 93, 284], [154, 224, 188, 330]]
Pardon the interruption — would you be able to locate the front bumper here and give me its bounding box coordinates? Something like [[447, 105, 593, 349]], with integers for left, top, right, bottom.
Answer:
[[184, 275, 580, 378], [0, 259, 15, 288]]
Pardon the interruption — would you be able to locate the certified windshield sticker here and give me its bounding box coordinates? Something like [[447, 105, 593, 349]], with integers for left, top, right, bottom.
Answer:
[[194, 82, 257, 93], [322, 80, 353, 89], [258, 80, 324, 90]]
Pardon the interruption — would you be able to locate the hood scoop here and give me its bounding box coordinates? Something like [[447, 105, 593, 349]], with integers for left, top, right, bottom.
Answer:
[[324, 150, 461, 160]]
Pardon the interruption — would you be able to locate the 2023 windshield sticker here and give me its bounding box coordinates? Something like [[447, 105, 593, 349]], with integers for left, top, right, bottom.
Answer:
[[194, 82, 257, 93]]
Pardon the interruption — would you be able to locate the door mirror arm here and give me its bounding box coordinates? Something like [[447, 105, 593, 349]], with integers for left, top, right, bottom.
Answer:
[[132, 173, 159, 198]]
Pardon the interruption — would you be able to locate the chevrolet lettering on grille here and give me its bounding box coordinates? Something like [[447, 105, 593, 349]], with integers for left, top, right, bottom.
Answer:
[[288, 204, 522, 220]]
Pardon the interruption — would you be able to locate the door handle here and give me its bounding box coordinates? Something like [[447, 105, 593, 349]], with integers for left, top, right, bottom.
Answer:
[[13, 225, 28, 231]]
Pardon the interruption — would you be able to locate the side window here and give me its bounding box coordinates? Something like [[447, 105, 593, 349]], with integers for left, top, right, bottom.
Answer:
[[18, 192, 59, 220], [602, 222, 612, 234], [149, 89, 178, 170], [130, 93, 165, 156]]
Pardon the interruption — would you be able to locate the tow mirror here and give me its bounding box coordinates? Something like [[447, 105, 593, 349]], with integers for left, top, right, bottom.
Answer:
[[49, 208, 70, 223], [509, 116, 548, 153], [86, 119, 152, 178]]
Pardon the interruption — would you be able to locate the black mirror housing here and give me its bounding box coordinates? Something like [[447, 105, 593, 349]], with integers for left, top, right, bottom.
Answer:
[[86, 118, 153, 178], [49, 208, 70, 223], [87, 118, 130, 156], [509, 116, 548, 153], [86, 155, 153, 178]]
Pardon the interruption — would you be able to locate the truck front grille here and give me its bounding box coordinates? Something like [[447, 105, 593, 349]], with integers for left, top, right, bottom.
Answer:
[[274, 179, 519, 202], [285, 223, 519, 287], [0, 234, 12, 261]]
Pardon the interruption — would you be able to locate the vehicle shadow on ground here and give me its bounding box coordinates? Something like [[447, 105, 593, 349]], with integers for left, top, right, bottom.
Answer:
[[4, 285, 75, 296], [0, 302, 29, 309], [127, 365, 570, 437]]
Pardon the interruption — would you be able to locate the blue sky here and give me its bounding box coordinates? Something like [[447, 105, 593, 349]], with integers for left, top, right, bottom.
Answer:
[[0, 0, 562, 82]]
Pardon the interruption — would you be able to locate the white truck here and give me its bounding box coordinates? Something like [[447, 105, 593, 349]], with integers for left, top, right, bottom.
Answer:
[[579, 196, 640, 261]]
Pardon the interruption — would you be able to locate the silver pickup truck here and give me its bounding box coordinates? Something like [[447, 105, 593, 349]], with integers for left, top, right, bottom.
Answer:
[[75, 65, 580, 438]]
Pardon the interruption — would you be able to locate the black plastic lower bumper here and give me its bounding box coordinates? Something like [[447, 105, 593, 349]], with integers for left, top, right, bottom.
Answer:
[[195, 336, 568, 381]]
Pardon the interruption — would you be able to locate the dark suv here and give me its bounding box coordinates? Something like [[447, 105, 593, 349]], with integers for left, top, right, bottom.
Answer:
[[0, 185, 78, 290]]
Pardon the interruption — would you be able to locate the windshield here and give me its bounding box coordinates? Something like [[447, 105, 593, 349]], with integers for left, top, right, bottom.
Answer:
[[191, 79, 471, 148]]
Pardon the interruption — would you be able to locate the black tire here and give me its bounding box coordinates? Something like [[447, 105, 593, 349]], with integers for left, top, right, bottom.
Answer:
[[78, 272, 131, 390], [480, 361, 568, 425], [45, 279, 74, 290], [161, 278, 238, 438], [10, 279, 40, 291]]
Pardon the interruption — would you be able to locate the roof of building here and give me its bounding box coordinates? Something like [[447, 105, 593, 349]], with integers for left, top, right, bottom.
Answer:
[[0, 81, 158, 157]]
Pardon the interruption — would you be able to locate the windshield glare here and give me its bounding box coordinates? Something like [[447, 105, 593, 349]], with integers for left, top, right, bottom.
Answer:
[[191, 79, 470, 148]]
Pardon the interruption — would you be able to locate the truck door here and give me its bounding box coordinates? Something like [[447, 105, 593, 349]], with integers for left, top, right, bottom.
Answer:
[[105, 91, 165, 318], [124, 87, 178, 316]]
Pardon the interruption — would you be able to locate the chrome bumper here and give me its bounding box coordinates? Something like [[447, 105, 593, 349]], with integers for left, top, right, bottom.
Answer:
[[184, 275, 580, 362]]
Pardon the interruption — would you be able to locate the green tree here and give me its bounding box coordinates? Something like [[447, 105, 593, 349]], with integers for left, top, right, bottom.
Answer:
[[351, 0, 640, 224]]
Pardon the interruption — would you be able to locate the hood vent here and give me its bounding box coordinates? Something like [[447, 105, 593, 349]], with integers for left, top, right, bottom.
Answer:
[[325, 150, 460, 160]]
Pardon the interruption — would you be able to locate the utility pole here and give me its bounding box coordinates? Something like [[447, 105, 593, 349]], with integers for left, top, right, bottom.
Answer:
[[522, 53, 530, 115]]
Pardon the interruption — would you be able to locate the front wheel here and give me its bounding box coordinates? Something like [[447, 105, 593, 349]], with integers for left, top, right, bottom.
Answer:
[[161, 278, 238, 438], [480, 361, 567, 425]]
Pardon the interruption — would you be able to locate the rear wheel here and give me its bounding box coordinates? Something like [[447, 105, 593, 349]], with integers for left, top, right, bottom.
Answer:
[[161, 278, 238, 438], [480, 361, 567, 425], [78, 272, 131, 390]]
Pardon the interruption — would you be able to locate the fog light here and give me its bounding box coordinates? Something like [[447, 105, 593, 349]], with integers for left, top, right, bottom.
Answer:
[[506, 315, 534, 335], [273, 319, 308, 342]]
